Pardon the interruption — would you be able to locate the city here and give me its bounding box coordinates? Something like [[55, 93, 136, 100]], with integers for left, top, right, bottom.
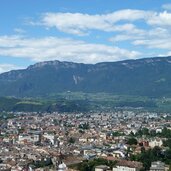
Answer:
[[1, 0, 171, 170], [0, 110, 171, 170]]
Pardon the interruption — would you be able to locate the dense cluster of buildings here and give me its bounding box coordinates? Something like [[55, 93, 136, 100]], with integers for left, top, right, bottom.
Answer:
[[0, 110, 170, 170]]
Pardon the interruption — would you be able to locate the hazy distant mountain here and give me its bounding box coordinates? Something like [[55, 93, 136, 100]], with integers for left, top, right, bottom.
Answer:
[[1, 56, 171, 97]]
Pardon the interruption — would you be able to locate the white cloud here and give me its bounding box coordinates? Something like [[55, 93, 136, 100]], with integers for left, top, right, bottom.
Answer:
[[28, 9, 171, 56], [133, 38, 171, 49], [109, 34, 142, 42], [2, 9, 171, 68], [37, 10, 171, 35], [162, 3, 171, 10], [147, 11, 171, 26], [130, 27, 171, 49], [0, 64, 23, 73], [166, 51, 171, 56], [0, 35, 141, 63], [110, 26, 171, 51], [40, 10, 151, 35]]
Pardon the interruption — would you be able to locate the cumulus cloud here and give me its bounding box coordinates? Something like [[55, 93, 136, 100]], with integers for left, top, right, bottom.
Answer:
[[110, 25, 171, 51], [36, 10, 171, 36], [1, 9, 171, 70], [147, 11, 171, 26], [131, 27, 171, 49], [0, 35, 141, 63], [40, 10, 151, 35], [27, 9, 171, 55], [109, 34, 142, 42], [133, 38, 171, 49]]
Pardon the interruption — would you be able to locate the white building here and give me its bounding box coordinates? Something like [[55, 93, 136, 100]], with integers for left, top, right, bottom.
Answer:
[[149, 139, 163, 148], [58, 162, 67, 171], [113, 161, 143, 171], [95, 165, 110, 171], [43, 133, 58, 145], [150, 161, 166, 171], [113, 165, 138, 171], [18, 134, 40, 144]]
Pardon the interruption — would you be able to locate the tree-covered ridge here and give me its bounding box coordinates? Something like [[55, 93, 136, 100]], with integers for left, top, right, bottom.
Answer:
[[1, 94, 171, 112], [1, 57, 171, 97]]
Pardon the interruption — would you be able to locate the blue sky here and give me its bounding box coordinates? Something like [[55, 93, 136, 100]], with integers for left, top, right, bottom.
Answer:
[[0, 0, 171, 73]]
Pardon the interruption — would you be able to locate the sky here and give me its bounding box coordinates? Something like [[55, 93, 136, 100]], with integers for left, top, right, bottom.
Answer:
[[1, 0, 171, 73]]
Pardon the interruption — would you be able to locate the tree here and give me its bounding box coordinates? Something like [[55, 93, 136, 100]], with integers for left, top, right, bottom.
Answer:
[[161, 127, 171, 138], [79, 129, 85, 134], [141, 147, 145, 153], [127, 138, 138, 145], [132, 147, 167, 170], [79, 123, 90, 130], [150, 129, 156, 137], [142, 128, 149, 135], [68, 137, 75, 144], [129, 131, 135, 136]]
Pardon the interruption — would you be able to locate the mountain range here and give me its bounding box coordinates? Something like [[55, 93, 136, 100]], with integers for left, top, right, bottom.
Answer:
[[1, 56, 171, 98]]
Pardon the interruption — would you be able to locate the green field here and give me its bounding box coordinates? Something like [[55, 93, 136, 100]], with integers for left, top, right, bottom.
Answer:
[[0, 92, 171, 113]]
